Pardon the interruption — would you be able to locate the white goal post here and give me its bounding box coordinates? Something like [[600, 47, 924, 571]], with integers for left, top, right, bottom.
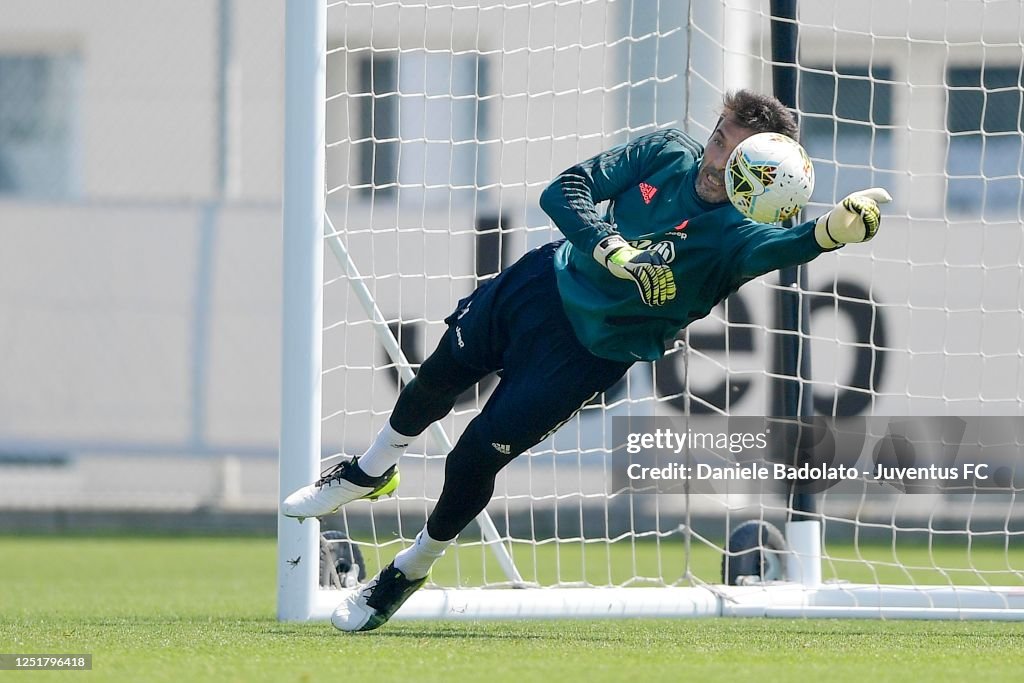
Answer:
[[279, 0, 1024, 622]]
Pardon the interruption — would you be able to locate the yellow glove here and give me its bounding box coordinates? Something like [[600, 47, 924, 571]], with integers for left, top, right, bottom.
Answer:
[[814, 188, 892, 249], [594, 236, 677, 307]]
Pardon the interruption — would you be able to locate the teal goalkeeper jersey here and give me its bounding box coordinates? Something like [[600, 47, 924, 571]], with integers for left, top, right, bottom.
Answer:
[[539, 128, 828, 362]]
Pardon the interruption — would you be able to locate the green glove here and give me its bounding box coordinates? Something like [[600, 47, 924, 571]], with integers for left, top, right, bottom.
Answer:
[[594, 235, 677, 307], [814, 188, 892, 249]]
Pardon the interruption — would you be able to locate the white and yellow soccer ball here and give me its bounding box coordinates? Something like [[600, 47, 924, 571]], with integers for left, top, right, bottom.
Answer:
[[725, 132, 814, 223]]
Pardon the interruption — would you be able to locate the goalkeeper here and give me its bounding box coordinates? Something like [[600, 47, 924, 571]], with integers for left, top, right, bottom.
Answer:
[[283, 89, 890, 631]]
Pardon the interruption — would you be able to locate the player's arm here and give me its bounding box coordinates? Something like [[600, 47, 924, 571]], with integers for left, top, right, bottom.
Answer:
[[735, 188, 892, 279], [539, 132, 681, 306], [539, 131, 673, 257]]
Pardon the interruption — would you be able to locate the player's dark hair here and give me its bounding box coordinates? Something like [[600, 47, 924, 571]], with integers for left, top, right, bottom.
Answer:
[[721, 90, 798, 139]]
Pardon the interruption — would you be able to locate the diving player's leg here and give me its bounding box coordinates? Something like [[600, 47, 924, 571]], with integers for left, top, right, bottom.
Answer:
[[359, 331, 488, 475], [332, 342, 632, 631], [328, 417, 506, 633], [281, 330, 488, 520], [422, 347, 630, 543], [283, 251, 513, 521]]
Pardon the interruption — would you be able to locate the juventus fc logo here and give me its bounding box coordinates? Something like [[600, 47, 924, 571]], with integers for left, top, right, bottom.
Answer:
[[631, 239, 677, 261], [650, 240, 676, 263]]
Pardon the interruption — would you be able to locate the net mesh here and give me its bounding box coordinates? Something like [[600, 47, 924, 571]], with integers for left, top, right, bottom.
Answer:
[[317, 0, 1024, 594]]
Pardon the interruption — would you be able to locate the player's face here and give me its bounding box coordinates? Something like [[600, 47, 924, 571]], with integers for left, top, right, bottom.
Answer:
[[696, 115, 758, 203]]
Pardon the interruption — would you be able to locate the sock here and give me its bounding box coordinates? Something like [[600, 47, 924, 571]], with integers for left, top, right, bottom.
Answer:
[[358, 421, 414, 477], [393, 527, 450, 580]]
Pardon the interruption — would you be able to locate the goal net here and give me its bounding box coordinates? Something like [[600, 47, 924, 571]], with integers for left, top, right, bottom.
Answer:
[[279, 0, 1024, 621]]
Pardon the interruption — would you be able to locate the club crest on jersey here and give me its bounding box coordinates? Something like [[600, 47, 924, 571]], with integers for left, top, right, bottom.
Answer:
[[650, 240, 675, 263], [638, 182, 658, 204], [630, 239, 679, 258]]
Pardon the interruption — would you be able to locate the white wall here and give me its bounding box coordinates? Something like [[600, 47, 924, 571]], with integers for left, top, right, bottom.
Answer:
[[0, 0, 283, 201], [0, 0, 1021, 475]]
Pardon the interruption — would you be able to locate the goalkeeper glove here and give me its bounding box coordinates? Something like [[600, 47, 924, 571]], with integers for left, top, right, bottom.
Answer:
[[594, 235, 677, 307], [814, 188, 892, 249]]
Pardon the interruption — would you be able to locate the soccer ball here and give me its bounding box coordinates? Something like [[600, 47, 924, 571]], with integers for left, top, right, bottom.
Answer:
[[725, 132, 814, 223]]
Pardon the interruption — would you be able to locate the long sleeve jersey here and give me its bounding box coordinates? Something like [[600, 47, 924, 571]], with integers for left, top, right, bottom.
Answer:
[[539, 128, 828, 363]]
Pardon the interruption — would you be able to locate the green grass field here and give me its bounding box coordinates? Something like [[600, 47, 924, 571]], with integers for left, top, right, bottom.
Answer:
[[2, 536, 1022, 683]]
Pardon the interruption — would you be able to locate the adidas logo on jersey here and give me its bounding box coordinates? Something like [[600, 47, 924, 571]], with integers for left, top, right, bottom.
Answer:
[[491, 442, 511, 455], [638, 182, 658, 204]]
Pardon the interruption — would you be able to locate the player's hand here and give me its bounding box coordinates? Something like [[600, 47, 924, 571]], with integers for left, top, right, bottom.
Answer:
[[814, 188, 892, 249], [600, 241, 677, 307]]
